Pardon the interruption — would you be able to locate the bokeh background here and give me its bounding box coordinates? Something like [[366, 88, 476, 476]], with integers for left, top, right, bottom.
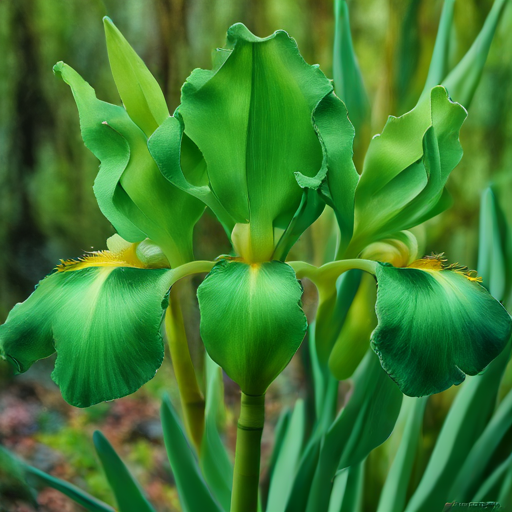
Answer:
[[1, 0, 511, 510]]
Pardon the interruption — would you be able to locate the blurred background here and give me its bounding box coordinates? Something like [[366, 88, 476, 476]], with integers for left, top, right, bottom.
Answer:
[[0, 0, 511, 510]]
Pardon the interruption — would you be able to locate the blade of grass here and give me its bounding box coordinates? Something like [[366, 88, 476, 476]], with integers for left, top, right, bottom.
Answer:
[[472, 453, 512, 501], [161, 395, 223, 512], [497, 455, 512, 510], [328, 462, 364, 512], [200, 355, 233, 511], [442, 0, 508, 108], [92, 431, 155, 512], [284, 438, 321, 512], [266, 400, 306, 512], [333, 0, 370, 136], [449, 388, 512, 501], [404, 340, 511, 512], [305, 351, 402, 512], [478, 187, 507, 301], [25, 465, 115, 512], [420, 0, 456, 100], [377, 397, 428, 512]]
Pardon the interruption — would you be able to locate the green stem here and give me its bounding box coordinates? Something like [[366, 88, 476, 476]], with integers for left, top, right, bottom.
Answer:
[[231, 393, 266, 512], [165, 287, 205, 453]]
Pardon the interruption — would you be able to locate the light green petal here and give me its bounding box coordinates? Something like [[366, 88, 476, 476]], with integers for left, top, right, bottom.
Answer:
[[313, 92, 359, 257], [54, 62, 205, 267], [371, 262, 512, 397], [197, 259, 307, 395], [103, 17, 169, 137], [0, 262, 174, 407], [347, 86, 466, 256], [178, 23, 333, 261]]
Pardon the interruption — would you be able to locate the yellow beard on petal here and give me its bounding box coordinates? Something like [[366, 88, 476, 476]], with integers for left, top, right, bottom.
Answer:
[[56, 246, 144, 272], [408, 253, 482, 282]]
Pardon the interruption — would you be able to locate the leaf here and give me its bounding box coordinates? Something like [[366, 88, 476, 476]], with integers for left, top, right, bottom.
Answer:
[[371, 260, 512, 397], [328, 272, 376, 380], [443, 0, 509, 108], [200, 355, 233, 511], [376, 397, 427, 512], [26, 464, 115, 512], [93, 431, 155, 512], [478, 187, 506, 300], [472, 452, 512, 501], [266, 400, 305, 512], [395, 0, 422, 111], [177, 23, 336, 261], [346, 86, 467, 257], [449, 388, 512, 501], [420, 0, 456, 99], [197, 259, 307, 395], [0, 444, 37, 507], [327, 462, 364, 512], [54, 61, 205, 267], [305, 351, 403, 512], [405, 341, 512, 512], [283, 439, 321, 512], [332, 0, 370, 138], [161, 395, 223, 512], [0, 255, 174, 407], [103, 17, 169, 137]]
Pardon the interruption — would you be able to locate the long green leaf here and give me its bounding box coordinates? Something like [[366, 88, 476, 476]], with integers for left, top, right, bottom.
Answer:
[[472, 453, 512, 501], [405, 341, 511, 512], [266, 400, 306, 512], [498, 454, 512, 510], [332, 0, 370, 136], [25, 465, 115, 512], [267, 406, 291, 480], [200, 354, 233, 511], [449, 388, 512, 501], [328, 462, 364, 512], [420, 0, 456, 100], [93, 431, 155, 512], [284, 438, 321, 512], [395, 0, 421, 111], [377, 397, 427, 512], [161, 395, 223, 512], [442, 0, 508, 108], [478, 187, 507, 300], [305, 351, 402, 512]]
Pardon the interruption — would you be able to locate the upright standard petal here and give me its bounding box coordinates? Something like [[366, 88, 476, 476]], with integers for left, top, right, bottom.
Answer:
[[346, 86, 467, 257], [371, 257, 512, 397], [197, 259, 307, 395], [174, 23, 350, 262], [0, 253, 175, 407], [54, 62, 206, 267]]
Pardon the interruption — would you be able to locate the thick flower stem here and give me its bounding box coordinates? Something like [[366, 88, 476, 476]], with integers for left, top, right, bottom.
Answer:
[[165, 288, 205, 453], [231, 393, 265, 512]]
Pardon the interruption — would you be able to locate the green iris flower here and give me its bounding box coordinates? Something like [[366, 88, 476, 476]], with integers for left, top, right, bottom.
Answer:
[[0, 19, 510, 412]]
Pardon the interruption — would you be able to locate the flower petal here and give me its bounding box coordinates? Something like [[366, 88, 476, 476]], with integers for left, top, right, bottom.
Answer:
[[0, 256, 175, 407], [197, 259, 307, 395], [177, 23, 334, 260], [54, 62, 205, 267], [371, 261, 512, 397]]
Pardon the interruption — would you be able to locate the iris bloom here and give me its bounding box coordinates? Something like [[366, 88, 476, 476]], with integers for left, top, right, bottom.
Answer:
[[0, 20, 510, 412]]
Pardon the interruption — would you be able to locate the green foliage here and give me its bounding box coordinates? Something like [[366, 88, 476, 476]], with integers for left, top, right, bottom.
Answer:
[[1, 3, 512, 512], [93, 431, 155, 512]]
